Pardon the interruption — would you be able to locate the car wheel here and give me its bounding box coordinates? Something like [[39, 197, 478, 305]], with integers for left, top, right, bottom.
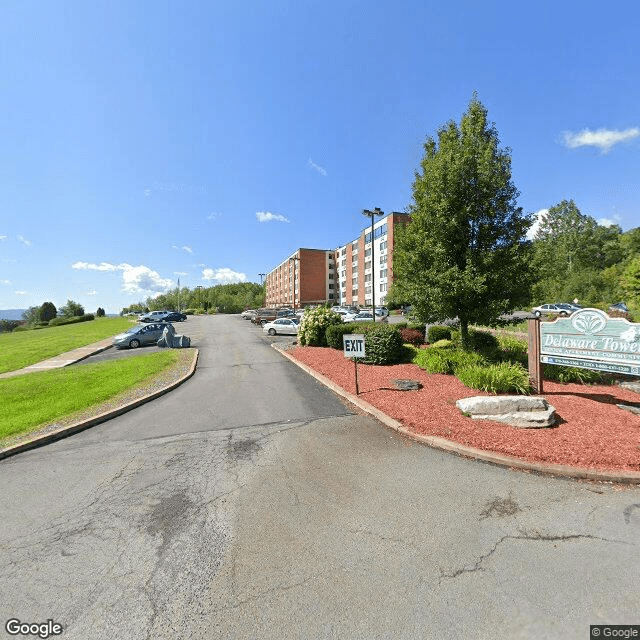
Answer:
[[559, 311, 568, 317], [268, 328, 276, 336], [129, 339, 141, 348], [534, 310, 541, 318]]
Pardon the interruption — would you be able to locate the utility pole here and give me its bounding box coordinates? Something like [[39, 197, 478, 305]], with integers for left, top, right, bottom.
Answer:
[[362, 207, 384, 321], [258, 273, 266, 284], [289, 255, 300, 310]]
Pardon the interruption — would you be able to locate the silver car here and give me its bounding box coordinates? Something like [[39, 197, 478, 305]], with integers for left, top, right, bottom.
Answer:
[[112, 322, 173, 349], [262, 318, 300, 336]]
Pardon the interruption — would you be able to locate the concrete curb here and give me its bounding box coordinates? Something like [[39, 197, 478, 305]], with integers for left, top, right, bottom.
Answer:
[[273, 344, 640, 484], [0, 349, 199, 460]]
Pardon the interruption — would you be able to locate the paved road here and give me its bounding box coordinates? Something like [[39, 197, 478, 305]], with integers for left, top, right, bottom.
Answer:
[[1, 315, 639, 639]]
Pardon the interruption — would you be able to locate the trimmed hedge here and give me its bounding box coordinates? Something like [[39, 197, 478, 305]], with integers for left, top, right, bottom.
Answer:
[[326, 323, 358, 349], [427, 325, 451, 343], [359, 323, 405, 365]]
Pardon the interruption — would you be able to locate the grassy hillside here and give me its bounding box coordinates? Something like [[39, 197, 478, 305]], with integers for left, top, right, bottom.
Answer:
[[0, 316, 134, 374]]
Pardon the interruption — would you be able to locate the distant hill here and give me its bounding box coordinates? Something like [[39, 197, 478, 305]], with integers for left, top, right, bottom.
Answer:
[[0, 309, 27, 320]]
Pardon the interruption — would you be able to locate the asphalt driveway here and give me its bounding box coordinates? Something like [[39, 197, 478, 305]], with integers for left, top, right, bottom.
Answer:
[[1, 314, 639, 640]]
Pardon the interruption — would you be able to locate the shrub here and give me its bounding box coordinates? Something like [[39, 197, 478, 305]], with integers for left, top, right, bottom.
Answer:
[[456, 362, 531, 394], [0, 319, 21, 333], [543, 364, 603, 384], [497, 334, 528, 364], [427, 325, 451, 343], [413, 347, 485, 374], [298, 307, 343, 347], [431, 339, 453, 349], [359, 324, 405, 365], [12, 325, 30, 332], [96, 307, 106, 317], [326, 324, 357, 349], [468, 329, 499, 352], [399, 327, 424, 346]]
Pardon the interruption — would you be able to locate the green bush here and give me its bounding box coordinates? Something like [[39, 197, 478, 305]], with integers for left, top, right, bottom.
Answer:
[[12, 326, 30, 332], [359, 324, 405, 365], [413, 347, 485, 374], [468, 329, 499, 352], [48, 314, 95, 327], [543, 364, 603, 384], [431, 339, 453, 349], [427, 325, 452, 343], [298, 307, 343, 347], [326, 324, 357, 349], [497, 334, 528, 364], [407, 322, 426, 333], [456, 362, 531, 394]]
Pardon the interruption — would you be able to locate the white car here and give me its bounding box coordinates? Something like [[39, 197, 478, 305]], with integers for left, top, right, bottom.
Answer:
[[344, 312, 376, 323], [262, 318, 300, 336]]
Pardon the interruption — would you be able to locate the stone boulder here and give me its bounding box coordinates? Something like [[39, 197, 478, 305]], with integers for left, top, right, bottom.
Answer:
[[157, 324, 191, 349], [455, 396, 556, 428]]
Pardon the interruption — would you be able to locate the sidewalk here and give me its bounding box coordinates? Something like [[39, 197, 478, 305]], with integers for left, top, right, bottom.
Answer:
[[0, 337, 114, 379]]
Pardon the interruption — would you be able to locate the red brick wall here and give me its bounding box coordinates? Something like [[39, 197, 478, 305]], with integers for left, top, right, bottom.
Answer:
[[299, 249, 328, 304]]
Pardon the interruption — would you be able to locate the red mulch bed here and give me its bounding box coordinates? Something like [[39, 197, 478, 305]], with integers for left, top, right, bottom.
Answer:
[[289, 346, 640, 473]]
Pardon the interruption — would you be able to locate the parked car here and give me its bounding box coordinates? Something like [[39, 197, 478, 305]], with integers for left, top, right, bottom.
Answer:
[[531, 303, 572, 318], [262, 318, 300, 336], [112, 322, 173, 349], [609, 302, 629, 313], [344, 312, 376, 323], [241, 309, 257, 319], [252, 308, 296, 325], [162, 311, 186, 322], [139, 310, 169, 323]]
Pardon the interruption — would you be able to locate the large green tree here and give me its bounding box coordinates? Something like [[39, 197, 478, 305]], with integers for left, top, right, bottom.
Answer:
[[392, 95, 533, 348]]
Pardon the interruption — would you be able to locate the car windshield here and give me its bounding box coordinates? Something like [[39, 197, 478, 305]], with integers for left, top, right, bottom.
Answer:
[[125, 327, 139, 334]]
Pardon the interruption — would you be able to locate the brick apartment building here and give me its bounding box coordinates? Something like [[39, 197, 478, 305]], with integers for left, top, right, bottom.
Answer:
[[334, 211, 410, 308], [264, 248, 336, 308], [264, 212, 410, 309]]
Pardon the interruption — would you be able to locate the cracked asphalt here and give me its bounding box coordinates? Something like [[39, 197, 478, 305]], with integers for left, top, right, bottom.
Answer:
[[1, 315, 639, 639]]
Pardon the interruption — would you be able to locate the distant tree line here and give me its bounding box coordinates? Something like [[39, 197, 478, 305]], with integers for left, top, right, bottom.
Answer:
[[121, 282, 265, 316]]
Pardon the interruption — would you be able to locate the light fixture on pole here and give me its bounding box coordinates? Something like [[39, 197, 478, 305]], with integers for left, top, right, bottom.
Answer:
[[289, 255, 300, 310], [362, 207, 384, 321], [258, 273, 266, 284]]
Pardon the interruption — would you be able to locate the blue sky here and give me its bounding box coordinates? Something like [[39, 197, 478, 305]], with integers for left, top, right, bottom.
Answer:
[[1, 0, 638, 314]]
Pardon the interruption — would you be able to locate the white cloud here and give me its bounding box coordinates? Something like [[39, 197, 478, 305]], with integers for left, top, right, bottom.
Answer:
[[87, 290, 98, 295], [308, 157, 327, 176], [202, 267, 247, 283], [526, 209, 548, 240], [15, 290, 28, 295], [72, 261, 174, 294], [561, 127, 640, 153], [597, 217, 620, 227], [0, 235, 7, 241], [207, 212, 221, 220], [0, 279, 10, 285], [17, 235, 32, 246], [182, 245, 193, 254], [256, 211, 290, 223]]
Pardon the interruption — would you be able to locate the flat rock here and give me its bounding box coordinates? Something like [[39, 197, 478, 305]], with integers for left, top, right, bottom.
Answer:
[[456, 396, 556, 428], [617, 403, 640, 415], [392, 379, 422, 391], [619, 381, 640, 394]]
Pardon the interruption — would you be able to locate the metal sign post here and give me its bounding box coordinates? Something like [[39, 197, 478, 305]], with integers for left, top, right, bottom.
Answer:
[[343, 334, 366, 395]]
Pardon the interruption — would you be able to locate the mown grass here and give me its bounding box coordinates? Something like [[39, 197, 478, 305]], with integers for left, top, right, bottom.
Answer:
[[0, 350, 180, 441], [0, 317, 134, 374]]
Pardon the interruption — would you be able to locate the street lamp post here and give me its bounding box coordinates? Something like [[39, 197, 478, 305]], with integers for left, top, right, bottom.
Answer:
[[362, 207, 384, 321], [289, 255, 300, 310]]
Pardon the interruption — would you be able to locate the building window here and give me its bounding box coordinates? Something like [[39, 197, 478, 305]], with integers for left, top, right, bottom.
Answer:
[[329, 293, 334, 299], [380, 268, 387, 278], [329, 273, 334, 279], [351, 289, 358, 297], [380, 254, 387, 264], [380, 240, 388, 251], [364, 274, 371, 282], [365, 261, 371, 270], [328, 284, 334, 289], [364, 248, 371, 257], [380, 282, 387, 292], [352, 266, 358, 273]]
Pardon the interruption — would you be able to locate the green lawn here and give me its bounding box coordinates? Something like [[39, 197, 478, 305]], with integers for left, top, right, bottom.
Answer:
[[0, 317, 134, 374], [0, 350, 181, 442]]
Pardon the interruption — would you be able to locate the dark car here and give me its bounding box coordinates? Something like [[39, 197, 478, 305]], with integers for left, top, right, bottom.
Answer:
[[609, 302, 629, 313], [162, 311, 187, 322], [112, 322, 174, 349]]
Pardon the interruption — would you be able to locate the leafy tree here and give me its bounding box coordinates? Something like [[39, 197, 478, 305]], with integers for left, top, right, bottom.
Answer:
[[22, 306, 41, 325], [621, 256, 640, 307], [392, 95, 533, 348], [60, 299, 85, 317], [39, 302, 57, 322], [96, 307, 106, 317]]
